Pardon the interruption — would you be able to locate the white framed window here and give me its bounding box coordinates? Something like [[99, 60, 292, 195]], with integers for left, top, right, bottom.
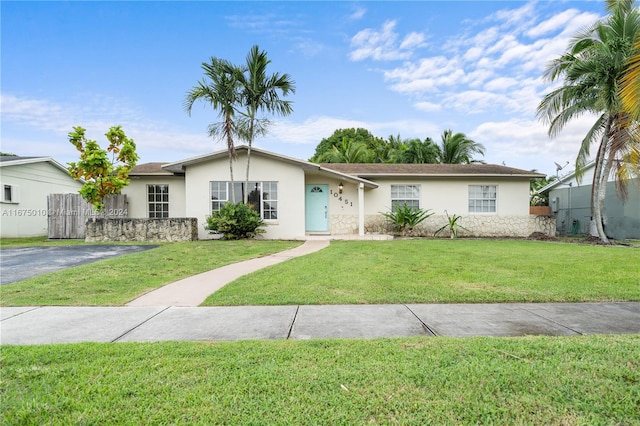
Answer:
[[391, 184, 420, 210], [469, 185, 497, 213], [147, 184, 169, 218], [210, 181, 278, 220], [1, 184, 19, 203]]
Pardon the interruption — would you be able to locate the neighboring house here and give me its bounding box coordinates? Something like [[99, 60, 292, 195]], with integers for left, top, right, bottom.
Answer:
[[123, 146, 552, 240], [0, 156, 83, 238], [541, 162, 640, 239]]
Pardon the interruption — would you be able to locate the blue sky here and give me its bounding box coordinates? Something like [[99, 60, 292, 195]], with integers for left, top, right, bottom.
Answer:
[[2, 1, 606, 176]]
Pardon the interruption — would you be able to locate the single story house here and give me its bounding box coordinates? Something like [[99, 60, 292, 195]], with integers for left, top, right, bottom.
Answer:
[[122, 146, 553, 240], [0, 156, 83, 238], [541, 162, 640, 239]]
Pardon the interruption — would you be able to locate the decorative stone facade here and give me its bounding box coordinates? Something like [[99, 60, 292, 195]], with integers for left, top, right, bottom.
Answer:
[[85, 218, 199, 242], [330, 215, 360, 235], [363, 214, 555, 238]]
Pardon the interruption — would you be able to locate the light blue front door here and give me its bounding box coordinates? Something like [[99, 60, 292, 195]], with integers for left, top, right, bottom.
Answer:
[[305, 184, 329, 232]]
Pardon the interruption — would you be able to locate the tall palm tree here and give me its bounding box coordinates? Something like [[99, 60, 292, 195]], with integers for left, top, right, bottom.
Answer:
[[436, 130, 486, 164], [236, 45, 295, 203], [537, 0, 640, 244], [184, 57, 241, 203]]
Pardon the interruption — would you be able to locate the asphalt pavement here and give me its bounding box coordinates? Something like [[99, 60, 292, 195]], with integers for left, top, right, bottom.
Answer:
[[0, 245, 158, 285]]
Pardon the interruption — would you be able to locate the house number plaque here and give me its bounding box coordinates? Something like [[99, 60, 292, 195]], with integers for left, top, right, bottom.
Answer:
[[329, 189, 353, 207]]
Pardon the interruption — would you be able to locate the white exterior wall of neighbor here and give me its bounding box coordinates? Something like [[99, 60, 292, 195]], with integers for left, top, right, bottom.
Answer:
[[185, 152, 306, 240], [0, 160, 83, 238], [122, 176, 186, 219]]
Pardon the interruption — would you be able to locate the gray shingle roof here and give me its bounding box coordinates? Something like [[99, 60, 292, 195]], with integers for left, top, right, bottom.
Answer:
[[130, 162, 174, 175], [319, 163, 543, 178]]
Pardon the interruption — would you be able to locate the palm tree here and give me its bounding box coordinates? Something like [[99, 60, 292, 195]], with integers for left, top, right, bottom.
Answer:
[[236, 45, 295, 203], [318, 138, 374, 163], [184, 57, 241, 203], [402, 138, 439, 164], [537, 0, 640, 244], [621, 38, 640, 119], [436, 130, 486, 164]]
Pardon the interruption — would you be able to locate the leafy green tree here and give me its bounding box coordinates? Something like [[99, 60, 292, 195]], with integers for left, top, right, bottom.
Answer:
[[310, 128, 385, 163], [0, 152, 17, 156], [530, 174, 557, 206], [67, 126, 138, 213], [235, 45, 295, 203], [184, 57, 242, 203], [436, 130, 486, 164], [537, 0, 640, 244]]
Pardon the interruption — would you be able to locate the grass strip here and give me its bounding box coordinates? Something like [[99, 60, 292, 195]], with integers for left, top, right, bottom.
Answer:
[[2, 335, 639, 424], [203, 239, 640, 305], [1, 240, 301, 306]]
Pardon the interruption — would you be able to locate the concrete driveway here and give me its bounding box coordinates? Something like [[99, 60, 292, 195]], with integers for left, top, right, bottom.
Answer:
[[0, 245, 158, 285]]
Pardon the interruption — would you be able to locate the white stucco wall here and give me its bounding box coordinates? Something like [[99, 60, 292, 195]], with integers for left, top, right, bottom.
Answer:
[[361, 178, 530, 217], [122, 176, 186, 218], [0, 161, 83, 238], [185, 152, 306, 239]]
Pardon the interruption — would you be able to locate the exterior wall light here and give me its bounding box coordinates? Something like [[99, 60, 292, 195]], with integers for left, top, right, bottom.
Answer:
[[338, 182, 344, 194]]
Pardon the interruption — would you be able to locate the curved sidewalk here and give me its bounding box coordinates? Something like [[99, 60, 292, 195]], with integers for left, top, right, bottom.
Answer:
[[126, 239, 330, 307]]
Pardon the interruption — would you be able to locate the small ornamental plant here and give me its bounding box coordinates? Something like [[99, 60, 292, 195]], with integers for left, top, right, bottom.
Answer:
[[205, 202, 265, 240], [381, 203, 433, 237], [434, 211, 471, 239]]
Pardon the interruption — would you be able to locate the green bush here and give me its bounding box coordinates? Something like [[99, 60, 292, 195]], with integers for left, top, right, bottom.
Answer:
[[205, 203, 265, 240], [381, 204, 433, 236]]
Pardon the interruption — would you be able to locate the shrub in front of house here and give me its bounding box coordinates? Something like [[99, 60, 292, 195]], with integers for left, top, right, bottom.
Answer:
[[205, 203, 265, 240], [381, 204, 433, 237]]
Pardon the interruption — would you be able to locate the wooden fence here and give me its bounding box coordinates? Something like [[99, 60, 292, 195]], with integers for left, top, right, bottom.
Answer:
[[47, 194, 128, 239]]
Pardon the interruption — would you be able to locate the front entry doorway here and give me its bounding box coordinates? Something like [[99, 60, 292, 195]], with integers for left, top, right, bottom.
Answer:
[[305, 184, 329, 232]]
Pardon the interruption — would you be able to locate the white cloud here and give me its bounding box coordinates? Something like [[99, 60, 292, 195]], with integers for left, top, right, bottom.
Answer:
[[527, 9, 581, 37], [414, 101, 441, 112], [470, 114, 600, 174], [349, 20, 425, 61], [0, 92, 212, 163], [349, 6, 366, 20], [267, 115, 439, 145]]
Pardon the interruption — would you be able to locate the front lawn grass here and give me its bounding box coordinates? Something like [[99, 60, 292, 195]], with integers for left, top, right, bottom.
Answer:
[[203, 239, 640, 305], [0, 240, 301, 306], [2, 335, 639, 424]]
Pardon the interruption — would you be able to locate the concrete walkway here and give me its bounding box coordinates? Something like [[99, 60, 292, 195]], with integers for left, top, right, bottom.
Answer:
[[2, 302, 638, 345], [126, 239, 330, 307]]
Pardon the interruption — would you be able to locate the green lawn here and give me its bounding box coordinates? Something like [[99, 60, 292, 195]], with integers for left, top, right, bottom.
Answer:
[[0, 240, 301, 306], [203, 239, 640, 306], [2, 336, 639, 424]]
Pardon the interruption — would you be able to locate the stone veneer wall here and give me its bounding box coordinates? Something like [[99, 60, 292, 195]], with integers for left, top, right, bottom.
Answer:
[[363, 214, 555, 238], [85, 218, 199, 242]]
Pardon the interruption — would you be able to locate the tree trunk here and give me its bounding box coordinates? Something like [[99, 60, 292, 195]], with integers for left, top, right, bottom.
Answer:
[[592, 120, 612, 244], [244, 119, 255, 204], [228, 148, 235, 204]]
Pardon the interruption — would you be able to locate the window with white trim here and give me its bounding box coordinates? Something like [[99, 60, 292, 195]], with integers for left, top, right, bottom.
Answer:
[[391, 184, 420, 210], [148, 184, 169, 218], [210, 181, 278, 220], [469, 185, 497, 213], [1, 184, 19, 203]]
